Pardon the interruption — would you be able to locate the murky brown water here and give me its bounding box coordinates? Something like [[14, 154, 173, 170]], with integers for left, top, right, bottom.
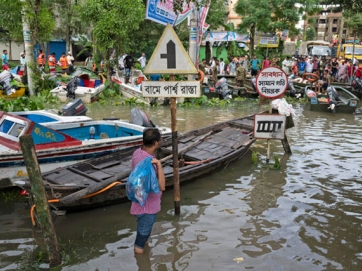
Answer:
[[1, 102, 362, 270]]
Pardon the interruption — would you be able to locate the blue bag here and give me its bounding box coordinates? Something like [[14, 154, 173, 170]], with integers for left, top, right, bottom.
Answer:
[[126, 157, 160, 206]]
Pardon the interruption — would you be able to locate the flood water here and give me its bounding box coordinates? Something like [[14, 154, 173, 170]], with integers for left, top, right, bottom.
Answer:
[[1, 101, 362, 271]]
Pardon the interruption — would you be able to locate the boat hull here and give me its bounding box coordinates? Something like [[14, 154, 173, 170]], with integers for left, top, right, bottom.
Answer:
[[0, 86, 26, 99], [0, 112, 171, 189], [17, 115, 256, 211], [305, 86, 359, 114]]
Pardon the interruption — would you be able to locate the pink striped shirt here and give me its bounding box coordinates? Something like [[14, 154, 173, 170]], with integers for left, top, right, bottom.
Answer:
[[130, 147, 162, 215]]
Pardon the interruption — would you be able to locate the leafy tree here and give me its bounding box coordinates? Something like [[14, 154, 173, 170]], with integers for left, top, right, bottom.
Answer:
[[305, 27, 316, 41], [234, 0, 319, 57], [76, 0, 145, 81], [321, 0, 362, 14], [343, 12, 362, 40], [53, 0, 85, 52], [206, 0, 228, 30], [0, 0, 55, 44]]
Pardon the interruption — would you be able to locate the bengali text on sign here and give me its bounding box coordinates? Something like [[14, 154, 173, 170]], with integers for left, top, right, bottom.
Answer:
[[256, 67, 287, 99], [142, 81, 201, 98]]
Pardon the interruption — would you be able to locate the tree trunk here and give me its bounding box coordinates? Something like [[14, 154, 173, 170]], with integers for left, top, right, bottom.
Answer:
[[249, 24, 255, 58], [206, 41, 211, 63]]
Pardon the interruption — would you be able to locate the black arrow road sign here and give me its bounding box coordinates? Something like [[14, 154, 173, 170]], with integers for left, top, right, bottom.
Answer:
[[160, 40, 176, 69]]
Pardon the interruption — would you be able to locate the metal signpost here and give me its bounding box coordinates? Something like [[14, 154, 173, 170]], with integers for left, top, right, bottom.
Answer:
[[255, 66, 290, 162], [143, 23, 200, 215]]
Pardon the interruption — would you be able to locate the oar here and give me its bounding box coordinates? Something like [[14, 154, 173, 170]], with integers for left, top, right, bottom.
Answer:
[[160, 130, 213, 163], [59, 170, 131, 205]]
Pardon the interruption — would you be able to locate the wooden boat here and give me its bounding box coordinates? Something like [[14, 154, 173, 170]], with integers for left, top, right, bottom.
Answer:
[[0, 109, 171, 189], [15, 114, 256, 212], [304, 85, 359, 114], [50, 68, 107, 104]]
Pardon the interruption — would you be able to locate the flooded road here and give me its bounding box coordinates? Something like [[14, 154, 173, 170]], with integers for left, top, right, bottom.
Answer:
[[1, 102, 362, 270]]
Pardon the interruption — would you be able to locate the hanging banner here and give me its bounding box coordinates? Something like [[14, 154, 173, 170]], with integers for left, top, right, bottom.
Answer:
[[197, 4, 210, 47], [205, 31, 249, 43], [146, 0, 193, 26], [258, 35, 279, 48]]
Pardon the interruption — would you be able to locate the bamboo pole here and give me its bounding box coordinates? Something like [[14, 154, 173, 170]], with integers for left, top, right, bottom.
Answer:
[[170, 74, 180, 215], [19, 135, 61, 267]]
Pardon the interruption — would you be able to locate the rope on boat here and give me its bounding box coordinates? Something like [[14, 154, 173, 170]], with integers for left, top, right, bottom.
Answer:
[[29, 181, 122, 226]]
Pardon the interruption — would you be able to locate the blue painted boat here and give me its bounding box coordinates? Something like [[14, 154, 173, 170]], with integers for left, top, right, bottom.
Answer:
[[0, 110, 171, 189]]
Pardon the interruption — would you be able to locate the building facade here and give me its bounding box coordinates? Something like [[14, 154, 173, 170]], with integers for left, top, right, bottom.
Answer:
[[304, 6, 351, 44]]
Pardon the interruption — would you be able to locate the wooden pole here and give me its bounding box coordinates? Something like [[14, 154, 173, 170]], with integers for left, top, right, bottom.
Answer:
[[19, 135, 61, 267], [266, 99, 273, 163], [170, 75, 180, 215]]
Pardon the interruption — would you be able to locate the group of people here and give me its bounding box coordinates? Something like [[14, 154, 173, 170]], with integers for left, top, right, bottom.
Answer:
[[36, 50, 75, 75], [2, 50, 28, 76], [198, 54, 281, 87], [284, 55, 362, 95], [282, 55, 362, 83]]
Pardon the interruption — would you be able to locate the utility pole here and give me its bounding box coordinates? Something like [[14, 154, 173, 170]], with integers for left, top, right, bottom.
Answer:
[[21, 0, 34, 95]]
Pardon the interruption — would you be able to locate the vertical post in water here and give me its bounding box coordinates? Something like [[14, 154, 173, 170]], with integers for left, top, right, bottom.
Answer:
[[266, 99, 273, 163], [19, 135, 61, 267], [21, 0, 34, 95], [170, 74, 180, 215]]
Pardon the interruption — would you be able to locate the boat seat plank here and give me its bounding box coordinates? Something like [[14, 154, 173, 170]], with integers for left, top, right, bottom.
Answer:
[[206, 136, 240, 148], [44, 171, 95, 185], [88, 171, 113, 180], [102, 164, 131, 175], [82, 160, 121, 170], [230, 118, 254, 128], [179, 135, 197, 143], [216, 127, 240, 137]]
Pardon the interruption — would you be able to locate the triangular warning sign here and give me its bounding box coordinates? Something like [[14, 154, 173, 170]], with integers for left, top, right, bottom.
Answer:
[[144, 24, 198, 75]]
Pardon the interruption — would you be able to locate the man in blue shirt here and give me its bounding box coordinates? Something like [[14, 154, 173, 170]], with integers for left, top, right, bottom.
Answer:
[[250, 55, 260, 77], [2, 50, 9, 70], [298, 58, 306, 76]]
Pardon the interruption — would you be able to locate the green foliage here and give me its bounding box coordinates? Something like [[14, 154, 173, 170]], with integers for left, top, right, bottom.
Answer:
[[273, 156, 281, 170], [76, 0, 145, 54], [323, 0, 362, 14], [343, 12, 362, 37], [0, 0, 23, 43], [31, 73, 57, 94], [252, 150, 259, 164], [305, 27, 316, 41], [0, 96, 43, 112], [75, 35, 94, 57], [0, 188, 24, 203], [235, 0, 320, 57]]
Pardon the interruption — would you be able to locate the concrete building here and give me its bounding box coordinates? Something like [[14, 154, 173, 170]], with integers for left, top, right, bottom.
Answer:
[[304, 6, 351, 44], [227, 0, 242, 27]]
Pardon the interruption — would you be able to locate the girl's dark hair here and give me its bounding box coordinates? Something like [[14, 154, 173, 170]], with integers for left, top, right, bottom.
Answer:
[[143, 128, 161, 147]]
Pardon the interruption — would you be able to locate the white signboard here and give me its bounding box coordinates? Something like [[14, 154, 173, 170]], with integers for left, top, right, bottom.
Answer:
[[256, 67, 287, 99], [144, 24, 198, 75], [142, 81, 201, 98], [253, 114, 286, 139]]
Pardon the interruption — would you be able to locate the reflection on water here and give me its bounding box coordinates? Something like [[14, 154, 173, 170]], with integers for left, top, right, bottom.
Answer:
[[1, 102, 362, 270]]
